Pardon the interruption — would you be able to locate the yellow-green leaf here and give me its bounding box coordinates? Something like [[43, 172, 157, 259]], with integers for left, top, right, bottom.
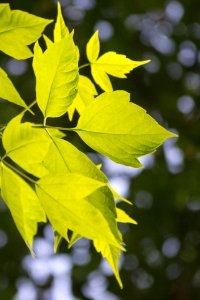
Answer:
[[2, 115, 52, 177], [0, 68, 29, 109], [0, 3, 52, 59], [86, 30, 100, 63], [75, 90, 177, 168], [86, 31, 150, 91], [116, 208, 137, 225], [95, 52, 150, 78], [42, 136, 123, 250], [43, 136, 107, 182], [94, 239, 123, 288], [54, 1, 69, 42], [36, 174, 121, 247], [67, 75, 98, 121], [0, 163, 46, 251], [91, 66, 113, 92], [33, 33, 79, 119]]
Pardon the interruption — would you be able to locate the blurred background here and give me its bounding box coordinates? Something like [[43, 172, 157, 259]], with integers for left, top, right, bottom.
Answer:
[[0, 0, 200, 299]]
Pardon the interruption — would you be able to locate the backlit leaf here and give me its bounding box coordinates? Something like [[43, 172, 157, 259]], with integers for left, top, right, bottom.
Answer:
[[0, 163, 46, 251], [0, 3, 52, 59], [0, 68, 29, 109], [42, 136, 122, 251], [67, 75, 98, 121], [36, 174, 121, 247], [86, 30, 100, 63], [2, 115, 52, 177], [54, 1, 69, 42], [116, 208, 137, 225], [75, 90, 177, 168], [43, 136, 107, 182], [94, 240, 123, 288], [43, 136, 126, 203], [86, 31, 150, 91], [33, 33, 79, 119]]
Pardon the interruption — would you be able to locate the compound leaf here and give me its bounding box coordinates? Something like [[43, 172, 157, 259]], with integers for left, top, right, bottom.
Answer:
[[67, 75, 98, 121], [0, 163, 46, 251], [33, 33, 79, 119], [86, 31, 150, 91], [0, 3, 52, 59], [75, 90, 177, 168]]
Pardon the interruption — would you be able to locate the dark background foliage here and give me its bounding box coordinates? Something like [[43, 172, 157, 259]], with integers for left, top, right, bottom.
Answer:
[[0, 0, 200, 299]]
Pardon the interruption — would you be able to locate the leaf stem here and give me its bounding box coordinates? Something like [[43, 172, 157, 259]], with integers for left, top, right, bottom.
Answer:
[[79, 63, 90, 70], [33, 125, 76, 131], [21, 99, 37, 115], [44, 118, 47, 127], [1, 159, 36, 185]]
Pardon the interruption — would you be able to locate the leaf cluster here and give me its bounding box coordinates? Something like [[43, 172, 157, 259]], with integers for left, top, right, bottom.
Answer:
[[0, 3, 176, 287]]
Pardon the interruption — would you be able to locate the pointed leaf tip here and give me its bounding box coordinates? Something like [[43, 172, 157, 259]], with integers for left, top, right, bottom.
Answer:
[[76, 90, 176, 168], [54, 0, 69, 42], [86, 30, 100, 63]]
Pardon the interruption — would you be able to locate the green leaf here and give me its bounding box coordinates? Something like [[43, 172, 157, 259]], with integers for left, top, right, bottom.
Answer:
[[94, 239, 123, 288], [86, 30, 100, 63], [3, 116, 126, 206], [86, 31, 150, 91], [43, 136, 108, 182], [43, 135, 128, 202], [67, 210, 135, 288], [33, 33, 79, 119], [36, 174, 121, 247], [0, 68, 29, 109], [116, 208, 137, 225], [0, 3, 52, 59], [0, 163, 46, 251], [54, 1, 69, 42], [67, 75, 98, 121], [75, 90, 177, 168], [2, 115, 52, 177], [91, 66, 113, 92], [43, 137, 122, 250]]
